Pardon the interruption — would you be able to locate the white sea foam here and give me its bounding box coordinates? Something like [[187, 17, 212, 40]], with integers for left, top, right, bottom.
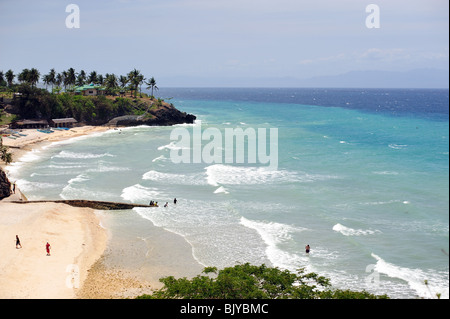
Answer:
[[157, 141, 191, 151], [371, 253, 449, 299], [67, 174, 90, 185], [359, 199, 408, 206], [333, 223, 381, 236], [86, 162, 130, 173], [240, 217, 308, 271], [152, 155, 167, 162], [18, 149, 43, 162], [373, 171, 400, 175], [213, 186, 229, 194], [16, 179, 62, 193], [388, 144, 408, 150], [205, 164, 291, 186], [59, 184, 113, 201], [142, 170, 207, 185], [121, 184, 163, 203], [204, 164, 335, 187], [53, 150, 115, 159]]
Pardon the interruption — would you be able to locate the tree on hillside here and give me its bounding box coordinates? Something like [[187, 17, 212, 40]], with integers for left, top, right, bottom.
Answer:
[[1, 142, 13, 165], [105, 73, 118, 95], [76, 70, 86, 86], [42, 74, 51, 90], [18, 69, 30, 84], [66, 68, 76, 89], [47, 68, 56, 92], [29, 68, 40, 88], [62, 70, 70, 91], [119, 75, 128, 97], [88, 71, 97, 85], [145, 77, 159, 97], [5, 70, 14, 87], [96, 74, 104, 86], [128, 68, 143, 98], [55, 73, 63, 87]]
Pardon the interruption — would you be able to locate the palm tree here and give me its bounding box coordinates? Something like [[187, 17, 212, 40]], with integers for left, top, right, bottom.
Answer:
[[128, 68, 143, 98], [18, 69, 30, 84], [137, 74, 144, 97], [76, 70, 86, 86], [105, 73, 118, 95], [55, 73, 63, 87], [47, 68, 56, 92], [5, 70, 14, 87], [55, 73, 63, 94], [145, 77, 159, 97], [0, 71, 5, 87], [66, 68, 76, 89], [42, 74, 51, 90], [96, 74, 104, 86], [119, 75, 128, 97], [62, 70, 70, 91], [29, 68, 40, 87], [88, 71, 97, 85]]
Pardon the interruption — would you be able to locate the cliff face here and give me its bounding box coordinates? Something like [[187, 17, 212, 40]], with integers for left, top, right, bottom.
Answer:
[[0, 168, 11, 200], [107, 102, 196, 127]]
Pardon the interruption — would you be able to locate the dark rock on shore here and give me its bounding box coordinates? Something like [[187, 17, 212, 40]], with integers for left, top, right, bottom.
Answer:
[[0, 169, 11, 200]]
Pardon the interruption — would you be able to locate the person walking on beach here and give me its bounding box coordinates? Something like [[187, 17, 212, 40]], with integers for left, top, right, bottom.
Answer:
[[305, 244, 310, 254], [46, 242, 51, 256], [15, 235, 22, 249]]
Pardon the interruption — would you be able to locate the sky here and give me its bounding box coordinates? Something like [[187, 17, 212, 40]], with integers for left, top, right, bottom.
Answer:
[[0, 0, 448, 87]]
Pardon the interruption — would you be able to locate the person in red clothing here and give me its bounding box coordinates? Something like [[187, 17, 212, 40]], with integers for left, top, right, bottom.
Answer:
[[46, 242, 51, 256]]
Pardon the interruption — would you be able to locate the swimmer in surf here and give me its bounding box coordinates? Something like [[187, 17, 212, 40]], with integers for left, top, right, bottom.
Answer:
[[305, 244, 310, 254]]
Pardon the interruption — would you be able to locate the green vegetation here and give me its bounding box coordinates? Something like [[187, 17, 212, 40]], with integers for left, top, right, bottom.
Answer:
[[0, 137, 12, 164], [137, 263, 389, 299], [0, 67, 161, 125]]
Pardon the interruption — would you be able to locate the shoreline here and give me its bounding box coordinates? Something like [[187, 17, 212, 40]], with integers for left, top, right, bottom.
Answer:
[[0, 126, 112, 298], [0, 125, 203, 299]]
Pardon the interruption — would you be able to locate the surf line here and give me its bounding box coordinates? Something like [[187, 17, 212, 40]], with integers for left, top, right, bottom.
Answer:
[[169, 120, 279, 170]]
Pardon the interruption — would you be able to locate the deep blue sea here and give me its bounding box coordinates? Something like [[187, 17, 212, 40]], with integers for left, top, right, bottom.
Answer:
[[9, 88, 449, 298]]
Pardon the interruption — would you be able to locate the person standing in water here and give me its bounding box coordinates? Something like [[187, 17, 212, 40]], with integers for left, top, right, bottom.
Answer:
[[305, 244, 310, 254]]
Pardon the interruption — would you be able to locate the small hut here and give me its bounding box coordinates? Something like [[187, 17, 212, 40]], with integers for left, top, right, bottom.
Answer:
[[51, 118, 78, 128], [11, 119, 49, 129]]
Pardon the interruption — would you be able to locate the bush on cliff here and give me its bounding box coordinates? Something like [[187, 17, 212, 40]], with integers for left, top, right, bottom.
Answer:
[[136, 263, 389, 299]]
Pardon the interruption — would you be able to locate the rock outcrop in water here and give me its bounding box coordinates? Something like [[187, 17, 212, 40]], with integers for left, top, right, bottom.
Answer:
[[11, 199, 152, 210], [107, 102, 196, 127], [0, 169, 11, 200]]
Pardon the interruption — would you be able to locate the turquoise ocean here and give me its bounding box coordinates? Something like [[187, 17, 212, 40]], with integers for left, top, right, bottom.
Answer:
[[8, 88, 449, 298]]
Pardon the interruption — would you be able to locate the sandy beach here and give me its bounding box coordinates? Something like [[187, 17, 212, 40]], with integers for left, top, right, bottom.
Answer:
[[0, 202, 107, 298], [0, 126, 152, 299]]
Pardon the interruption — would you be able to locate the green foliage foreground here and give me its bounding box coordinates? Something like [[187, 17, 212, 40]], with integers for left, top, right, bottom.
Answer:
[[137, 263, 389, 299]]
